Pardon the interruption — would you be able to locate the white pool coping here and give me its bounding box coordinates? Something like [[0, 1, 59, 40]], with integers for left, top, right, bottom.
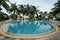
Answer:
[[0, 21, 59, 39]]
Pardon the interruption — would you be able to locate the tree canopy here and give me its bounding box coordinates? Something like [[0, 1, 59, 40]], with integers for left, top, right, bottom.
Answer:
[[51, 0, 60, 16]]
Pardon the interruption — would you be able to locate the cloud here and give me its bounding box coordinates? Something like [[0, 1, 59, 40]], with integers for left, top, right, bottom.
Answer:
[[15, 0, 57, 12], [2, 0, 57, 13]]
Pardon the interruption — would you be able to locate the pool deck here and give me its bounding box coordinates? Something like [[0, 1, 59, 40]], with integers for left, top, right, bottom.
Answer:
[[0, 21, 60, 40], [0, 30, 60, 40]]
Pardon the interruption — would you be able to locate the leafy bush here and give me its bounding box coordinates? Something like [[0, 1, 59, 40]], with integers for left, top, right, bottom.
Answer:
[[55, 17, 60, 21]]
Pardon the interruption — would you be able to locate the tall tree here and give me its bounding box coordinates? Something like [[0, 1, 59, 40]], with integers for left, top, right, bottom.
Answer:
[[25, 4, 31, 16], [52, 0, 60, 16], [43, 12, 48, 20], [18, 5, 25, 19], [8, 3, 18, 19], [0, 0, 10, 10], [0, 0, 10, 21], [29, 5, 38, 19]]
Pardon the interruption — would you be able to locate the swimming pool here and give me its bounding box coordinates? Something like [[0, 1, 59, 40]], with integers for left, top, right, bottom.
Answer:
[[3, 20, 53, 34]]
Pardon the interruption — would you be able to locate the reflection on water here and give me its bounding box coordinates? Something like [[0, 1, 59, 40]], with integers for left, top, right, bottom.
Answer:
[[4, 20, 52, 34]]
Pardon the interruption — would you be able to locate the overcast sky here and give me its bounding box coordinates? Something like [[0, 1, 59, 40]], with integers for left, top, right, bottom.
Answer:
[[2, 0, 57, 14]]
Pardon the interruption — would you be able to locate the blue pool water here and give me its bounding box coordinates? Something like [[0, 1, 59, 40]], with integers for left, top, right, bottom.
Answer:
[[4, 20, 53, 34]]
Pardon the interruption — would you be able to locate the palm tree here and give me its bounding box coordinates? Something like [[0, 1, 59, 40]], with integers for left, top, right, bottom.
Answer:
[[25, 4, 30, 16], [51, 0, 60, 17], [43, 12, 48, 20], [50, 0, 60, 20], [29, 5, 38, 19], [8, 3, 18, 20], [18, 5, 25, 19], [0, 0, 10, 21], [38, 12, 43, 20], [0, 0, 10, 10], [48, 14, 53, 20]]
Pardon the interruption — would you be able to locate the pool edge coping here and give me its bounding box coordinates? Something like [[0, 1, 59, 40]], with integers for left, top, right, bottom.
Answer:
[[0, 21, 59, 39]]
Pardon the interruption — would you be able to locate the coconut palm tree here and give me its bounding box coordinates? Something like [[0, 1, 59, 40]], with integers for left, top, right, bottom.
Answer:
[[50, 0, 60, 20], [0, 0, 10, 21], [48, 15, 53, 20], [8, 3, 18, 20], [25, 4, 31, 16], [18, 5, 25, 19], [0, 0, 10, 10], [29, 5, 39, 19], [51, 0, 60, 17], [43, 12, 48, 20], [37, 12, 43, 20], [38, 12, 44, 20]]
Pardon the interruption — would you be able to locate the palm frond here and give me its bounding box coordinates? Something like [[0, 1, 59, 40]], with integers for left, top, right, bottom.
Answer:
[[2, 1, 9, 10]]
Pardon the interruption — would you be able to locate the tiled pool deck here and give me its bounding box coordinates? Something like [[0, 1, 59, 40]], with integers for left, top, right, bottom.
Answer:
[[0, 21, 60, 40]]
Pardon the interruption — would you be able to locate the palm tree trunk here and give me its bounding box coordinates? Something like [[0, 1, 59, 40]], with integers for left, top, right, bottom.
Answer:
[[0, 5, 2, 12], [19, 14, 21, 19], [23, 14, 24, 20], [14, 10, 16, 19], [36, 13, 38, 20]]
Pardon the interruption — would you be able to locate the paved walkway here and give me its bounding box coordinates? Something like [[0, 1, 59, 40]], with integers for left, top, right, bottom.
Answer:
[[48, 28, 60, 40]]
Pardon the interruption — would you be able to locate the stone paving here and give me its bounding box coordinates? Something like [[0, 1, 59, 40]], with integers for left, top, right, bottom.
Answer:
[[48, 29, 60, 40]]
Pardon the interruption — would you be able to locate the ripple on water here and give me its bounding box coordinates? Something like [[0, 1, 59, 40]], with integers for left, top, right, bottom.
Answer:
[[4, 20, 53, 34]]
